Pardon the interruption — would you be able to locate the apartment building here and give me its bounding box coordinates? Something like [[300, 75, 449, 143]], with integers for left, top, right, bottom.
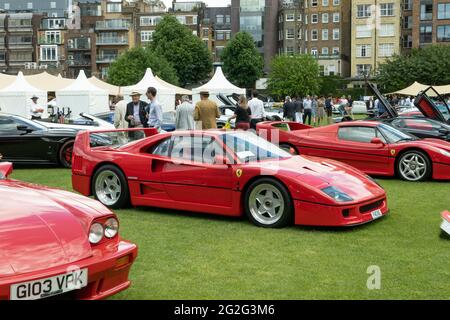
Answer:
[[351, 0, 401, 78], [37, 16, 67, 72], [201, 6, 232, 61], [0, 0, 71, 16], [402, 0, 450, 53]]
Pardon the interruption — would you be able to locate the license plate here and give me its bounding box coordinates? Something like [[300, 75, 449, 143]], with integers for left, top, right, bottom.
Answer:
[[371, 209, 383, 220], [10, 268, 88, 300], [441, 219, 450, 236]]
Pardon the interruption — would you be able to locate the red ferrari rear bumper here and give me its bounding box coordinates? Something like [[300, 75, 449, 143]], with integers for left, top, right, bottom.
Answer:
[[294, 196, 388, 226], [0, 240, 137, 300]]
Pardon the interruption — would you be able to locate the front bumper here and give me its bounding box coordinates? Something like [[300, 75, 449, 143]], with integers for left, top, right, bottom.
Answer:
[[0, 240, 137, 300], [294, 196, 389, 227]]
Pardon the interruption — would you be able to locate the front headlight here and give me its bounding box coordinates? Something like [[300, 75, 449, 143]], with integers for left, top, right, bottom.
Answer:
[[321, 186, 353, 202], [104, 217, 119, 238], [439, 149, 450, 157], [89, 222, 104, 244]]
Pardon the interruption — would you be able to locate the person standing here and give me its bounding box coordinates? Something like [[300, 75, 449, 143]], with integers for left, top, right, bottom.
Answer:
[[294, 96, 303, 123], [283, 96, 295, 121], [311, 95, 318, 126], [175, 95, 195, 130], [248, 90, 265, 129], [194, 91, 220, 130], [325, 95, 333, 124], [146, 87, 163, 129], [125, 91, 148, 128], [230, 95, 252, 130], [113, 95, 127, 129], [317, 96, 325, 126], [303, 95, 312, 125], [30, 95, 44, 120]]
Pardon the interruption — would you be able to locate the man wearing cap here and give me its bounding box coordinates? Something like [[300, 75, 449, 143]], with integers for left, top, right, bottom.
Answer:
[[194, 91, 220, 130], [125, 91, 148, 128], [30, 95, 44, 120]]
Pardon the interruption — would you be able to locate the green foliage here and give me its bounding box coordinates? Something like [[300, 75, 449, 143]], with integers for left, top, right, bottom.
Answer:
[[318, 75, 349, 96], [150, 15, 212, 86], [107, 47, 178, 86], [377, 45, 450, 93], [221, 32, 264, 88], [268, 54, 321, 97]]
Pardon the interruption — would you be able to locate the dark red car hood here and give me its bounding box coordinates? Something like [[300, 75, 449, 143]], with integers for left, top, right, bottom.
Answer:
[[0, 181, 110, 277]]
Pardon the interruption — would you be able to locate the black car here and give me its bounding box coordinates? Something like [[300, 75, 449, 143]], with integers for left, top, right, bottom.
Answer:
[[367, 83, 450, 141], [0, 113, 79, 167]]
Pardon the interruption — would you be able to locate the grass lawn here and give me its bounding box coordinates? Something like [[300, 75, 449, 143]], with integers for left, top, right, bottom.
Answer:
[[10, 167, 450, 299]]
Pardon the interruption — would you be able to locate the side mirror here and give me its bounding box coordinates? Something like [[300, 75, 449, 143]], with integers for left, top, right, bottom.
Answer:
[[370, 137, 384, 145], [0, 162, 13, 178], [17, 125, 33, 133], [214, 154, 230, 165], [438, 128, 449, 135]]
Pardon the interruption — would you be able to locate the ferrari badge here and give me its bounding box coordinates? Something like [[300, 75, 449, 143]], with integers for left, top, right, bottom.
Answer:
[[390, 150, 396, 156], [236, 169, 243, 178]]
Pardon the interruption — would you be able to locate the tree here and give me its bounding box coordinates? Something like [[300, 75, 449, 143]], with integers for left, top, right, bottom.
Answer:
[[107, 47, 178, 86], [221, 32, 264, 88], [150, 15, 212, 86], [377, 45, 450, 93], [267, 54, 321, 97]]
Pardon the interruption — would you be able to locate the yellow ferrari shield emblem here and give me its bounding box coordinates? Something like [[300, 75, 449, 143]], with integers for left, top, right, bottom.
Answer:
[[390, 149, 396, 156], [236, 169, 243, 178]]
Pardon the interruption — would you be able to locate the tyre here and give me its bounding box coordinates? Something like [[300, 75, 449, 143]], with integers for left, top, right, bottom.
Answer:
[[92, 165, 129, 208], [397, 150, 431, 182], [244, 178, 293, 228], [280, 144, 298, 155], [59, 140, 74, 168]]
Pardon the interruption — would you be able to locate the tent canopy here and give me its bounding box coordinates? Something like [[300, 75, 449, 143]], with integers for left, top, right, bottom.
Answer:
[[390, 81, 450, 96], [89, 76, 121, 96], [0, 73, 16, 90], [26, 71, 73, 91], [155, 76, 192, 95], [0, 71, 47, 118], [192, 67, 245, 104]]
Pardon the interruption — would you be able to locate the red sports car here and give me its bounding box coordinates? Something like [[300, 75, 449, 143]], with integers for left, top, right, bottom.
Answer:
[[257, 120, 450, 182], [441, 211, 450, 236], [72, 128, 388, 228], [0, 162, 137, 300]]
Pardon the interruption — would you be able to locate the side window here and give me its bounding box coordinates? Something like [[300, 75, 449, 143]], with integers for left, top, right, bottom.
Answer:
[[338, 126, 377, 143], [170, 135, 223, 164], [151, 138, 171, 157], [0, 116, 19, 134]]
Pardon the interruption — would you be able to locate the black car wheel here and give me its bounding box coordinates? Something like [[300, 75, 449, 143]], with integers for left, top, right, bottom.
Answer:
[[244, 178, 293, 228], [92, 165, 129, 209], [397, 150, 431, 182], [59, 140, 74, 168]]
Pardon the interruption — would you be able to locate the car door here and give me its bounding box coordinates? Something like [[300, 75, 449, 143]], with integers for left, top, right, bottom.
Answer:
[[160, 134, 234, 211], [331, 126, 391, 174], [0, 115, 49, 162]]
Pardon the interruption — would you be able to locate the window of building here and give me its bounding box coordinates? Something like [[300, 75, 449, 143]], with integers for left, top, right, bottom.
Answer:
[[380, 3, 394, 16], [40, 45, 58, 61], [216, 31, 224, 40], [437, 25, 450, 41], [333, 12, 340, 23], [356, 64, 372, 76], [216, 15, 224, 24], [286, 13, 295, 21], [297, 13, 302, 21], [420, 2, 433, 21], [356, 25, 371, 38], [47, 18, 65, 29], [438, 3, 450, 20], [356, 44, 371, 57], [403, 0, 412, 10], [332, 28, 340, 40], [321, 47, 329, 55], [379, 23, 395, 37], [332, 47, 340, 54], [322, 13, 329, 23], [4, 3, 9, 10], [140, 16, 161, 26], [216, 46, 224, 58], [311, 47, 318, 55], [403, 16, 412, 29], [286, 46, 294, 55], [50, 2, 56, 9], [225, 15, 231, 23], [311, 14, 318, 23], [322, 0, 329, 6], [107, 2, 122, 13], [141, 30, 154, 42], [333, 0, 339, 5], [403, 35, 413, 48], [305, 14, 308, 24], [286, 28, 295, 39], [420, 24, 433, 43], [27, 2, 33, 9], [379, 43, 395, 57], [322, 29, 328, 40], [311, 0, 318, 7], [311, 29, 318, 40], [225, 31, 231, 39], [202, 28, 209, 38], [45, 31, 61, 44], [357, 4, 372, 18]]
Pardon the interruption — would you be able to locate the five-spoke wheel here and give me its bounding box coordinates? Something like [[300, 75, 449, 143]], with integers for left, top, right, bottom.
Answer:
[[92, 165, 129, 208]]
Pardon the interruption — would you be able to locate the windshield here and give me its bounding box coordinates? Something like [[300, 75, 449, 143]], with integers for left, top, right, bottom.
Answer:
[[436, 103, 450, 120], [19, 116, 48, 131], [378, 123, 417, 143], [220, 132, 291, 162]]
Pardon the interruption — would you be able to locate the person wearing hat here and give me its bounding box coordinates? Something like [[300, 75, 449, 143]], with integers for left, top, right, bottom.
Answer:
[[194, 91, 220, 130], [125, 91, 148, 129], [30, 95, 44, 120]]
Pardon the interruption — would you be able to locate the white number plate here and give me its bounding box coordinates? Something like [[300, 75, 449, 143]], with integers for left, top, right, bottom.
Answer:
[[371, 209, 383, 220], [441, 219, 450, 236], [10, 268, 88, 300]]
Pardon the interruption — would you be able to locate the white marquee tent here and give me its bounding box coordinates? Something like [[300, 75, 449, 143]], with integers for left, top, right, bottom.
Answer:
[[192, 67, 246, 105], [89, 76, 121, 96], [26, 72, 74, 92], [122, 68, 176, 112], [0, 72, 47, 118], [56, 70, 109, 117]]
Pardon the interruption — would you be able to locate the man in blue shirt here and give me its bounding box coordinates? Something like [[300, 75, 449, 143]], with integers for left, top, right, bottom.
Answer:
[[146, 87, 163, 129]]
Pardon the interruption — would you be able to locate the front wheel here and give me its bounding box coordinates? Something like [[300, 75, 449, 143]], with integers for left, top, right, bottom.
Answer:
[[59, 140, 74, 168], [244, 178, 293, 228], [92, 165, 129, 208], [397, 150, 431, 181]]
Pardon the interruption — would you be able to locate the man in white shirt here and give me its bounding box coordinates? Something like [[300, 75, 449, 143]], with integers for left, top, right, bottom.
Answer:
[[30, 95, 44, 120], [248, 90, 265, 129], [175, 95, 195, 130], [146, 87, 163, 129]]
